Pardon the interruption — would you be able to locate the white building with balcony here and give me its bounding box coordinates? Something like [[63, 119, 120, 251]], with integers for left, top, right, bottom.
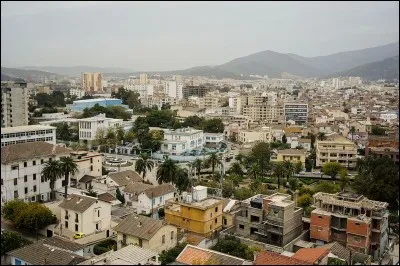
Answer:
[[204, 133, 224, 148], [161, 127, 204, 156], [1, 125, 56, 147]]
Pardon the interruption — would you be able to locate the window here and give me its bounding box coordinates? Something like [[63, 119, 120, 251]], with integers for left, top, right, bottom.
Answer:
[[90, 165, 93, 171], [75, 224, 78, 232], [65, 221, 68, 228], [210, 213, 212, 218], [14, 191, 18, 199], [353, 236, 361, 242], [159, 197, 162, 203], [215, 218, 218, 224], [24, 175, 27, 182], [24, 187, 28, 194], [318, 215, 323, 218], [96, 223, 99, 230], [14, 178, 17, 186], [90, 158, 93, 163], [41, 159, 44, 164], [215, 207, 218, 212], [33, 160, 36, 166], [355, 222, 360, 225], [171, 231, 174, 240], [162, 235, 165, 244], [223, 218, 227, 225], [152, 198, 155, 205], [11, 165, 18, 170], [24, 162, 27, 167], [41, 175, 44, 183], [98, 210, 100, 217], [33, 185, 37, 192], [49, 158, 52, 162], [239, 224, 245, 229], [0, 179, 3, 186]]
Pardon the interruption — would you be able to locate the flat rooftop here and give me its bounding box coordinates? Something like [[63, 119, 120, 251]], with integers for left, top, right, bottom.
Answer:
[[1, 125, 56, 134], [265, 193, 291, 203], [190, 198, 221, 209]]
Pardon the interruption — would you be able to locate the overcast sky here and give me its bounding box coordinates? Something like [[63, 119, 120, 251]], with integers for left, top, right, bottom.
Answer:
[[1, 1, 399, 71]]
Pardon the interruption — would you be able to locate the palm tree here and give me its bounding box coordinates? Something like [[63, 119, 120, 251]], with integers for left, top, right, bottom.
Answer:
[[95, 128, 107, 152], [60, 157, 78, 198], [205, 152, 221, 179], [283, 160, 294, 184], [273, 162, 285, 189], [317, 132, 326, 141], [235, 154, 245, 165], [350, 126, 356, 141], [175, 167, 190, 193], [248, 163, 260, 180], [192, 158, 203, 178], [156, 156, 178, 184], [229, 162, 244, 178], [135, 153, 155, 181], [41, 160, 63, 200]]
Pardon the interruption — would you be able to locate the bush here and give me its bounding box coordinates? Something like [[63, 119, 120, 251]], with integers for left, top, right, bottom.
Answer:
[[160, 242, 187, 265], [1, 231, 32, 256], [299, 178, 317, 185], [93, 245, 109, 255]]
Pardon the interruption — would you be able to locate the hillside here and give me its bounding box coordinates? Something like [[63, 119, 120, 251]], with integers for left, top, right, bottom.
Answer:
[[20, 66, 133, 76], [333, 56, 399, 81], [1, 67, 60, 80]]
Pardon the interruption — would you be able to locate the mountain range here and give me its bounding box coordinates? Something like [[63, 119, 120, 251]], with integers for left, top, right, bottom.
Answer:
[[2, 41, 399, 81]]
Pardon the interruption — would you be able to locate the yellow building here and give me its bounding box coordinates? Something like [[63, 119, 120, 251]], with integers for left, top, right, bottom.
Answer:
[[82, 72, 103, 93], [271, 149, 306, 166], [164, 187, 223, 237], [315, 135, 357, 168]]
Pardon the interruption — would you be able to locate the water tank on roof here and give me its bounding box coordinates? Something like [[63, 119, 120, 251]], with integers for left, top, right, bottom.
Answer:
[[182, 192, 188, 201], [186, 195, 192, 203], [250, 197, 263, 209], [193, 186, 207, 202]]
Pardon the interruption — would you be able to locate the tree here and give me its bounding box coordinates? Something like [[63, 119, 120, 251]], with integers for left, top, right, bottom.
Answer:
[[371, 126, 386, 136], [310, 133, 316, 149], [160, 242, 187, 265], [60, 157, 78, 198], [283, 160, 294, 184], [225, 174, 241, 187], [2, 200, 28, 221], [322, 162, 343, 179], [41, 160, 63, 200], [352, 155, 399, 211], [273, 162, 285, 189], [294, 161, 303, 174], [235, 154, 246, 165], [317, 132, 326, 141], [95, 128, 107, 152], [314, 181, 340, 194], [116, 125, 125, 144], [192, 158, 203, 177], [182, 116, 204, 128], [175, 167, 190, 193], [288, 178, 299, 191], [338, 169, 350, 192], [124, 131, 135, 143], [211, 236, 256, 261], [1, 231, 32, 256], [135, 153, 155, 181], [248, 163, 260, 180], [349, 126, 356, 141], [250, 142, 271, 177], [201, 118, 224, 133], [116, 188, 125, 204], [13, 203, 57, 232], [85, 184, 98, 197], [282, 134, 287, 144], [156, 156, 178, 184], [229, 162, 244, 178], [297, 194, 313, 209], [234, 187, 253, 201], [205, 152, 221, 179]]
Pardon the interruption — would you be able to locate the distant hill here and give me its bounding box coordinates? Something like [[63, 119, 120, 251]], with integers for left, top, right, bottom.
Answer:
[[1, 73, 25, 81], [1, 67, 59, 81], [333, 56, 399, 81], [19, 66, 133, 76]]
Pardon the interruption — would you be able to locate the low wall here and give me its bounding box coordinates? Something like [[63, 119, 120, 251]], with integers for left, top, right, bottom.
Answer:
[[283, 230, 310, 252]]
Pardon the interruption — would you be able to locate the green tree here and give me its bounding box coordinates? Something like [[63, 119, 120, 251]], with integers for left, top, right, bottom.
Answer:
[[205, 152, 221, 179], [156, 156, 178, 184], [229, 162, 244, 178], [41, 160, 63, 200], [371, 126, 386, 136], [283, 160, 295, 184], [294, 161, 303, 174], [116, 188, 125, 204], [297, 194, 313, 209], [211, 236, 256, 260], [150, 130, 164, 141], [225, 174, 242, 187], [182, 116, 204, 128], [95, 128, 107, 152], [85, 184, 98, 197], [282, 134, 287, 144], [310, 133, 316, 149], [314, 181, 340, 194], [338, 169, 350, 192], [175, 167, 190, 193], [201, 118, 224, 133], [322, 162, 343, 179], [1, 231, 32, 256], [250, 142, 271, 177], [349, 126, 356, 141], [116, 125, 125, 144], [234, 187, 253, 200], [352, 155, 399, 210], [124, 131, 136, 143], [135, 153, 155, 181], [159, 242, 187, 265], [14, 203, 57, 232], [222, 181, 235, 198], [192, 158, 203, 177], [288, 178, 299, 191], [248, 163, 260, 180], [2, 200, 28, 221], [273, 162, 285, 189], [317, 132, 326, 141], [60, 156, 78, 198]]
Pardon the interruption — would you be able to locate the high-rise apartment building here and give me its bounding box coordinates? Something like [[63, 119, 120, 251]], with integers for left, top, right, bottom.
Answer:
[[164, 81, 183, 99], [139, 74, 148, 85], [242, 105, 284, 123], [310, 192, 389, 259], [284, 102, 308, 125], [315, 135, 357, 169], [182, 85, 211, 99], [1, 82, 29, 128], [81, 72, 103, 93]]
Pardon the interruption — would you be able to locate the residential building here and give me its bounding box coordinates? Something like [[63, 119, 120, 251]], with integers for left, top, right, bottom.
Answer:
[[126, 84, 154, 100], [36, 85, 51, 94], [78, 113, 123, 148], [59, 193, 112, 235], [136, 184, 176, 217], [139, 73, 148, 85], [78, 244, 160, 265], [367, 135, 399, 149], [298, 138, 312, 151], [1, 81, 29, 127], [69, 150, 103, 187], [70, 98, 128, 112], [164, 80, 183, 99], [114, 214, 178, 254], [242, 105, 284, 123], [315, 135, 357, 168], [271, 149, 306, 167], [222, 199, 241, 229], [164, 186, 223, 237], [238, 127, 273, 143], [198, 92, 220, 109], [1, 142, 70, 204], [204, 132, 224, 148], [366, 147, 399, 164], [69, 87, 86, 98], [175, 244, 253, 265], [123, 182, 153, 207], [291, 248, 329, 265], [82, 72, 103, 93], [284, 103, 308, 125], [235, 193, 303, 247], [1, 125, 56, 147], [310, 192, 390, 259], [161, 127, 204, 156], [92, 170, 144, 195], [182, 85, 211, 99], [254, 250, 312, 265], [8, 239, 86, 265]]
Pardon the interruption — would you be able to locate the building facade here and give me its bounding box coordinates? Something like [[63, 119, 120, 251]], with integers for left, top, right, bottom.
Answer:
[[82, 72, 103, 93], [1, 82, 29, 128], [70, 98, 128, 112], [284, 103, 308, 125], [242, 105, 284, 123], [161, 128, 204, 156], [1, 125, 56, 147], [315, 136, 357, 168]]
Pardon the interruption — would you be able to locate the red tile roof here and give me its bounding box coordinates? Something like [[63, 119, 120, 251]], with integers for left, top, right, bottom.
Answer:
[[291, 248, 329, 264], [254, 251, 312, 265]]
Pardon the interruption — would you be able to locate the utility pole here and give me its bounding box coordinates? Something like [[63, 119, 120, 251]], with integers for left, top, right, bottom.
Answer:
[[36, 217, 38, 242]]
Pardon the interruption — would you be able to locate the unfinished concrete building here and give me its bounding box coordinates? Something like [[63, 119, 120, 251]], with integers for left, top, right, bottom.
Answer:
[[235, 193, 303, 247], [310, 192, 389, 260]]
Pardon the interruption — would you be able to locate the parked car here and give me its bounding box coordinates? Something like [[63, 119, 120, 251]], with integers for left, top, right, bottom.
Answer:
[[73, 232, 85, 239]]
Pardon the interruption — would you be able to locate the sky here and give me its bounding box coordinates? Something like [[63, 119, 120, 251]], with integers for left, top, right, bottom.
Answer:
[[1, 1, 399, 71]]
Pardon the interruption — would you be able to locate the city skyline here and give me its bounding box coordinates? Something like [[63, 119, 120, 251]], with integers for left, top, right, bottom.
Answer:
[[1, 1, 399, 71]]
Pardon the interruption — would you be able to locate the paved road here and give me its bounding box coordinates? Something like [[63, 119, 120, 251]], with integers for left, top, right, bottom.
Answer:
[[1, 218, 46, 242]]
